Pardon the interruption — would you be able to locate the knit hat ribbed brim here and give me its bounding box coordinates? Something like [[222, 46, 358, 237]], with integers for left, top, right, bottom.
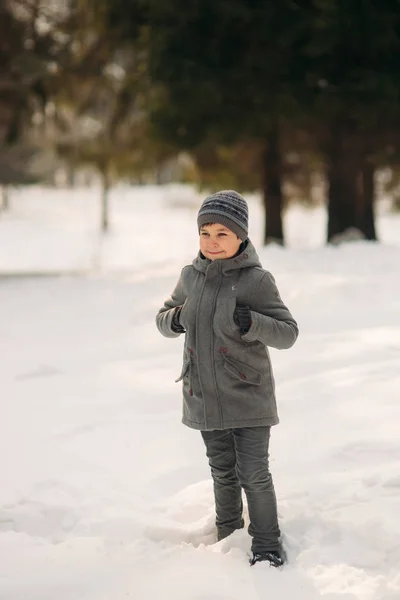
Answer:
[[197, 190, 248, 241]]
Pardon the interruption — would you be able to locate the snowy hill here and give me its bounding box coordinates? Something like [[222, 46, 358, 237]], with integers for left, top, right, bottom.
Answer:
[[1, 185, 400, 599]]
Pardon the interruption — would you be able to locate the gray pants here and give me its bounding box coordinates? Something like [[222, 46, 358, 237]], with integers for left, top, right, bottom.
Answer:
[[201, 426, 280, 553]]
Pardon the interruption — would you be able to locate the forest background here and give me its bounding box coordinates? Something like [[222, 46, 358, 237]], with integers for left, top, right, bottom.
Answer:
[[1, 0, 400, 244]]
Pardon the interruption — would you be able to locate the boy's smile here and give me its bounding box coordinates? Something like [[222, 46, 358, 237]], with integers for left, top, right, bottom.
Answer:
[[200, 223, 242, 261]]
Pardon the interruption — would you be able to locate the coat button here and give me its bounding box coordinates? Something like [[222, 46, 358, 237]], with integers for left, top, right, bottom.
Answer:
[[220, 347, 227, 354]]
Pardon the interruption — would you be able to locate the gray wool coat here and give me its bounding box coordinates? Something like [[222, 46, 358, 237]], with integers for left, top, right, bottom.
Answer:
[[156, 240, 298, 431]]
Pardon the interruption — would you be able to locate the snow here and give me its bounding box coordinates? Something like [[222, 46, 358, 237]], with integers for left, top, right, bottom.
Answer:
[[1, 184, 400, 600]]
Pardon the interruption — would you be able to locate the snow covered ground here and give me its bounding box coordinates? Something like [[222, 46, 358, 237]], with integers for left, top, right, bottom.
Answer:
[[1, 185, 400, 600]]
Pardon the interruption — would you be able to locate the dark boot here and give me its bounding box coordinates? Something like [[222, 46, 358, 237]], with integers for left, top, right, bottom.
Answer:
[[249, 550, 285, 568]]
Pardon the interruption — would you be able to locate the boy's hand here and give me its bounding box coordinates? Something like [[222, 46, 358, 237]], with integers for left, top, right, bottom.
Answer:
[[233, 305, 252, 334], [171, 305, 185, 333]]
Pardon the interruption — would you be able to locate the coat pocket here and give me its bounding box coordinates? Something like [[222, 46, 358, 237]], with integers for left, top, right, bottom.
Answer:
[[223, 356, 262, 386], [175, 359, 191, 383]]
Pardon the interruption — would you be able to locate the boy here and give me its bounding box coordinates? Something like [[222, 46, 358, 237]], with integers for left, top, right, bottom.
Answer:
[[156, 190, 298, 567]]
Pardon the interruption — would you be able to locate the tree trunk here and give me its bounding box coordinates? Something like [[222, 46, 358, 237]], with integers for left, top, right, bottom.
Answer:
[[326, 158, 358, 241], [66, 164, 76, 188], [325, 120, 359, 242], [155, 164, 163, 185], [358, 158, 377, 241], [0, 185, 9, 211], [101, 169, 110, 232], [262, 122, 284, 245], [325, 119, 378, 243]]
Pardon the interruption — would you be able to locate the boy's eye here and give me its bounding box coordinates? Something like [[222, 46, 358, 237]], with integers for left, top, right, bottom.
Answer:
[[200, 232, 209, 236], [218, 233, 227, 237]]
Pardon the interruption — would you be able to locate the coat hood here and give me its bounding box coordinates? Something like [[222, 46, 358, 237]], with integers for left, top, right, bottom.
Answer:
[[192, 239, 262, 274]]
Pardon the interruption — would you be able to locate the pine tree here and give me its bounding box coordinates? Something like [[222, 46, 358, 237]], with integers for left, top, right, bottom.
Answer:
[[147, 0, 311, 245]]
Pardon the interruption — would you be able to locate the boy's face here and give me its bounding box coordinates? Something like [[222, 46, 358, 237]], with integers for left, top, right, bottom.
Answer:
[[200, 223, 242, 261]]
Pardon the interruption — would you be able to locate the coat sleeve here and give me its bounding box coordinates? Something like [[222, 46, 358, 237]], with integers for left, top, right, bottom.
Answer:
[[156, 268, 187, 338], [241, 271, 298, 350]]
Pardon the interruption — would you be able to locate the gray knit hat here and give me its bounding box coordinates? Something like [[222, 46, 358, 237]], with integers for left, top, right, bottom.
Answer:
[[197, 190, 248, 241]]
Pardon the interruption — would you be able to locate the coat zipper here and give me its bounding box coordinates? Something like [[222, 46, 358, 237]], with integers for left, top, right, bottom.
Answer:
[[210, 262, 223, 426]]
